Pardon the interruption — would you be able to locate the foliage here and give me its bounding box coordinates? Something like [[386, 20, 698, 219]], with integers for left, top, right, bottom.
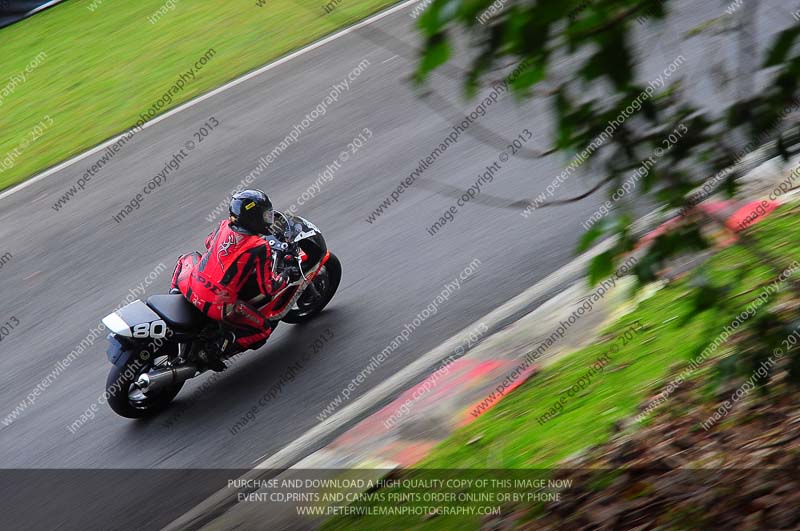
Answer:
[[415, 0, 800, 382]]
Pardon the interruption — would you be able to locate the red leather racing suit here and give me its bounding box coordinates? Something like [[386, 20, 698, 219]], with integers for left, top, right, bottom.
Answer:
[[171, 220, 287, 349]]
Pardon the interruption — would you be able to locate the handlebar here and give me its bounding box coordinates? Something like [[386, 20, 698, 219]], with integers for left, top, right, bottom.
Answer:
[[265, 210, 314, 282]]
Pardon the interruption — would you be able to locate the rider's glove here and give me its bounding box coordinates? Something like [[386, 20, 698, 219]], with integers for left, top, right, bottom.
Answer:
[[286, 265, 302, 280], [280, 265, 302, 283]]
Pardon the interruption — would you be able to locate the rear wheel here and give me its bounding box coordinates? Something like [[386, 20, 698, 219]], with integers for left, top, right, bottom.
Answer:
[[283, 253, 341, 324], [106, 353, 184, 419]]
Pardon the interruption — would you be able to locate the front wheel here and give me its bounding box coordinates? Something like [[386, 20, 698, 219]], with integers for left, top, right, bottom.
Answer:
[[283, 253, 341, 324], [105, 353, 184, 419]]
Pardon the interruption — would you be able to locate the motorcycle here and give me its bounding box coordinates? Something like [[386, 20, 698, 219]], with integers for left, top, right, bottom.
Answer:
[[100, 211, 341, 419]]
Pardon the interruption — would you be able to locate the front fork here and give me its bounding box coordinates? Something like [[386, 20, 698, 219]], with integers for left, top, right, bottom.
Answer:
[[303, 279, 323, 303], [300, 251, 331, 303]]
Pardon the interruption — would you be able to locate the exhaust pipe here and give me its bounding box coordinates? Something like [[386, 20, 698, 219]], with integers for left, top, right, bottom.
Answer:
[[135, 365, 197, 394]]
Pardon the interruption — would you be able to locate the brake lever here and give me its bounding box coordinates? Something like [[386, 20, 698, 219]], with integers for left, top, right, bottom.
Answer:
[[297, 254, 309, 282]]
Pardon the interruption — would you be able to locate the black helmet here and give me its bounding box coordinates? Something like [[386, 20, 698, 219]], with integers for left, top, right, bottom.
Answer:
[[229, 189, 274, 234]]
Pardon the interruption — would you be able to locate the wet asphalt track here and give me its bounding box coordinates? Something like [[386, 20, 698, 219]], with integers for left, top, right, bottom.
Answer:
[[0, 1, 794, 529]]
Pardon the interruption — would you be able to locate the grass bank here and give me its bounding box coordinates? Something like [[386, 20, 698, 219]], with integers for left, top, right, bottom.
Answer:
[[324, 205, 800, 530], [0, 0, 399, 191]]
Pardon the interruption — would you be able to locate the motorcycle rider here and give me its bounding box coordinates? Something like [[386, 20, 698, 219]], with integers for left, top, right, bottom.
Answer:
[[170, 189, 298, 371]]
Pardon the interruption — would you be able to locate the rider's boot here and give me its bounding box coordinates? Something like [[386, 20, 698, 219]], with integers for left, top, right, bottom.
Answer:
[[197, 331, 239, 372]]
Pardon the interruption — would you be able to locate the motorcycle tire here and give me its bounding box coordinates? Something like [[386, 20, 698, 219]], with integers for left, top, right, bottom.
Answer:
[[106, 352, 184, 419], [283, 253, 341, 324]]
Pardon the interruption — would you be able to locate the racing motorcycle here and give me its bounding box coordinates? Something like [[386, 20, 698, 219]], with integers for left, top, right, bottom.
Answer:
[[100, 211, 341, 419]]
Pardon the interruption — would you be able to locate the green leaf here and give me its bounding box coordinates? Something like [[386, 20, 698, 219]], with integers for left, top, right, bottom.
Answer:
[[777, 134, 790, 161], [579, 49, 608, 82], [764, 27, 800, 67], [415, 34, 451, 83], [509, 59, 545, 93], [554, 88, 574, 148], [598, 30, 634, 89], [418, 0, 459, 36], [578, 221, 605, 253], [588, 250, 615, 286], [688, 273, 723, 314], [632, 252, 658, 284]]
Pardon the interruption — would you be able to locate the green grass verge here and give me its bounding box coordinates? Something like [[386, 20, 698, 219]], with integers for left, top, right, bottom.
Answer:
[[324, 205, 800, 531], [0, 0, 399, 191]]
